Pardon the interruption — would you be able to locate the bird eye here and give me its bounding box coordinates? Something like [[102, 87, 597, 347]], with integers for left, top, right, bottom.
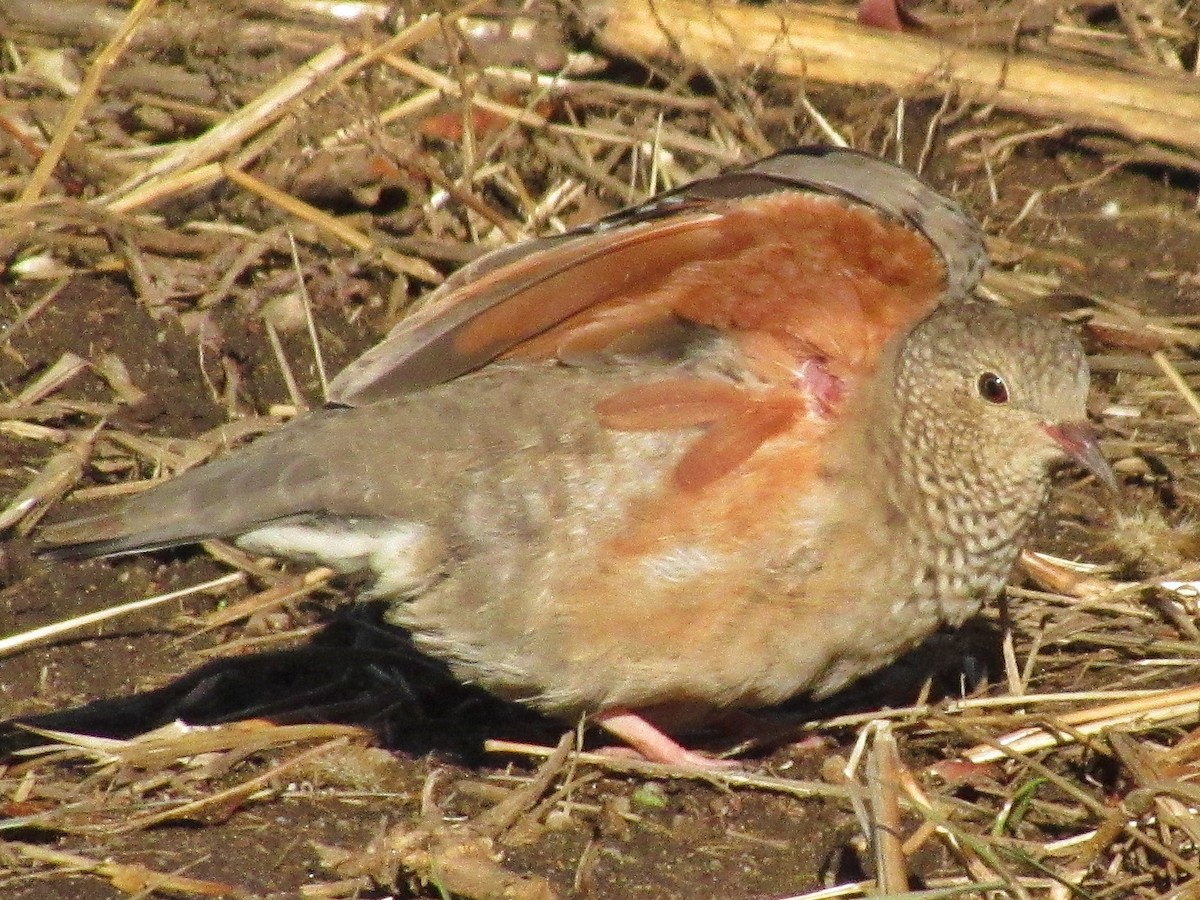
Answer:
[[977, 372, 1009, 404]]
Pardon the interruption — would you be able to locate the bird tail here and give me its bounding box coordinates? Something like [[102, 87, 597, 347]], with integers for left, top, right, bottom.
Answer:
[[35, 510, 211, 561]]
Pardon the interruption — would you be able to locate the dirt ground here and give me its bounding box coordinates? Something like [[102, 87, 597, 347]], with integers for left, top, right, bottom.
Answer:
[[3, 2, 1200, 899]]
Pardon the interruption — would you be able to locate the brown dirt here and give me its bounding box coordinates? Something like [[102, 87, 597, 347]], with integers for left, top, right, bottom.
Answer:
[[4, 3, 1200, 899], [4, 155, 1196, 897]]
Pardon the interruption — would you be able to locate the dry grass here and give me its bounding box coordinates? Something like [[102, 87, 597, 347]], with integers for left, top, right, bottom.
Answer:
[[2, 1, 1200, 897]]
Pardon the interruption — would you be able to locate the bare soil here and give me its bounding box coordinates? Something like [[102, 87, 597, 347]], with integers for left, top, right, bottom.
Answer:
[[3, 3, 1200, 899]]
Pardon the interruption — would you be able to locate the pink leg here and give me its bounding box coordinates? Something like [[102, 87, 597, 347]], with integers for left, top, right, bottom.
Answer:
[[594, 708, 741, 770]]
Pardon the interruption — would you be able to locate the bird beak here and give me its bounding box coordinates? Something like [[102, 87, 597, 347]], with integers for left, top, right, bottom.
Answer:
[[1042, 421, 1118, 491]]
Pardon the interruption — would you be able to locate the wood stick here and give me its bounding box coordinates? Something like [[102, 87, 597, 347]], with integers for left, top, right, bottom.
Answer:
[[592, 0, 1200, 155], [17, 0, 162, 204]]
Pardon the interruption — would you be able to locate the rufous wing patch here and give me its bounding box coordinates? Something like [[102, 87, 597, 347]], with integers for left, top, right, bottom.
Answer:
[[666, 193, 944, 378], [494, 193, 943, 382], [585, 193, 945, 489], [341, 186, 950, 491], [452, 215, 731, 362], [597, 379, 804, 490], [671, 394, 801, 491], [491, 196, 942, 379]]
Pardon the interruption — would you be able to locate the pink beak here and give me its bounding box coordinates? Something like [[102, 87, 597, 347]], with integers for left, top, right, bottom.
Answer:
[[1042, 422, 1117, 491]]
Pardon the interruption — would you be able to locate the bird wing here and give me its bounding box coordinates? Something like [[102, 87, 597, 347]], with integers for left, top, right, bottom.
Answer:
[[328, 146, 986, 407], [37, 366, 673, 560], [38, 147, 986, 559], [332, 147, 983, 489]]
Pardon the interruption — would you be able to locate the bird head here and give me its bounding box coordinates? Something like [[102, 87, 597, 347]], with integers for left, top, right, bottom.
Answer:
[[888, 302, 1115, 496]]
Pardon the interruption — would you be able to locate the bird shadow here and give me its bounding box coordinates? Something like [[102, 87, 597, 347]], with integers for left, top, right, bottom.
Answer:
[[0, 600, 1005, 765], [0, 601, 560, 765]]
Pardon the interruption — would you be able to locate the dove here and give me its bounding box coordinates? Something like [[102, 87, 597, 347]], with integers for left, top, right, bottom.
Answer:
[[37, 147, 1113, 768]]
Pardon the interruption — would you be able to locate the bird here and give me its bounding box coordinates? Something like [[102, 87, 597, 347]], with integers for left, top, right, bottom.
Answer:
[[36, 146, 1114, 769]]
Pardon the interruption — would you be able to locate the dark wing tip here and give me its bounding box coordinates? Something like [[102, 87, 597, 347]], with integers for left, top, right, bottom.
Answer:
[[36, 539, 127, 562], [34, 513, 193, 561]]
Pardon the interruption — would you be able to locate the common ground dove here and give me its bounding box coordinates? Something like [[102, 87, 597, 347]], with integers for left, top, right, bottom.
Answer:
[[38, 147, 1113, 768]]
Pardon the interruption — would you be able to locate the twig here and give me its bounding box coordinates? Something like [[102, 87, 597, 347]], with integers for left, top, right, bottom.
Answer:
[[868, 725, 910, 893], [5, 841, 253, 899], [265, 319, 307, 411], [1153, 350, 1200, 422], [484, 738, 847, 799], [0, 573, 244, 657], [288, 231, 330, 400], [0, 424, 97, 534], [18, 0, 162, 204], [222, 163, 442, 283], [593, 0, 1200, 155], [964, 683, 1200, 762]]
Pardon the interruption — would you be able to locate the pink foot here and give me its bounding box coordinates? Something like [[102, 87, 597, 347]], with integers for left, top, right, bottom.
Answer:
[[594, 709, 741, 771]]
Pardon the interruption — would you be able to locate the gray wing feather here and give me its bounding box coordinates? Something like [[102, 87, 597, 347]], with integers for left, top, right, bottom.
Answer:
[[36, 366, 659, 562]]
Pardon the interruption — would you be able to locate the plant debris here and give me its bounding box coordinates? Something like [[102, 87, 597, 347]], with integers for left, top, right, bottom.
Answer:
[[3, 1, 1200, 897]]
